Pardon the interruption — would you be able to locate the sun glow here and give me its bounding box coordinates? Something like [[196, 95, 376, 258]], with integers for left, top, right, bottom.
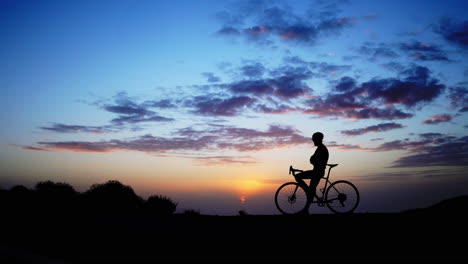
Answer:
[[235, 180, 263, 194]]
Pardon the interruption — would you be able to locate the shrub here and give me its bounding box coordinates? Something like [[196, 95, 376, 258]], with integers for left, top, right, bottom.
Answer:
[[84, 180, 143, 215], [144, 195, 177, 216], [35, 180, 78, 213], [180, 209, 201, 216]]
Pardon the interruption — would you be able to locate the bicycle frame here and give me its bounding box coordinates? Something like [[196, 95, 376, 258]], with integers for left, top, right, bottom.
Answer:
[[291, 164, 340, 204]]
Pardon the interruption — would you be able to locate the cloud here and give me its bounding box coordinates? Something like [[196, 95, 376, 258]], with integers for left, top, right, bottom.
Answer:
[[304, 65, 445, 120], [36, 141, 115, 153], [332, 76, 356, 92], [344, 108, 413, 120], [215, 1, 355, 47], [39, 94, 176, 136], [365, 66, 445, 108], [256, 103, 299, 114], [216, 26, 241, 36], [151, 153, 258, 166], [188, 95, 257, 116], [399, 41, 451, 61], [372, 139, 431, 152], [102, 92, 174, 125], [239, 62, 266, 78], [18, 145, 50, 151], [282, 56, 352, 77], [110, 115, 174, 124], [201, 72, 222, 83], [40, 123, 114, 134], [327, 143, 366, 151], [225, 80, 274, 96], [423, 114, 453, 125], [341, 122, 405, 136], [432, 18, 468, 48], [448, 86, 468, 112], [303, 66, 445, 120], [143, 99, 177, 109], [356, 42, 400, 61], [221, 66, 314, 99], [380, 62, 404, 72], [189, 155, 258, 166], [26, 124, 310, 155], [390, 135, 468, 167]]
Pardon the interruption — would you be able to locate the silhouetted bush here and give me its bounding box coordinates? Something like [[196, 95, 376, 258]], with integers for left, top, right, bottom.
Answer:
[[0, 180, 188, 218], [83, 180, 143, 215], [238, 210, 249, 216], [6, 185, 35, 214], [144, 195, 177, 216], [35, 181, 78, 214], [180, 209, 201, 216]]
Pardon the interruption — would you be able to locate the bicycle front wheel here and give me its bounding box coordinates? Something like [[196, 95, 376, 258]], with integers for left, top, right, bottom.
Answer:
[[275, 182, 308, 215], [325, 180, 359, 214]]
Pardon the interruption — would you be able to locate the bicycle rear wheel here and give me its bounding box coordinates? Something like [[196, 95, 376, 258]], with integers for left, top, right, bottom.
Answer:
[[325, 180, 359, 214], [275, 182, 308, 215]]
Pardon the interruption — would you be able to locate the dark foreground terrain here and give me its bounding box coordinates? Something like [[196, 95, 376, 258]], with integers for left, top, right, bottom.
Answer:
[[1, 196, 468, 262]]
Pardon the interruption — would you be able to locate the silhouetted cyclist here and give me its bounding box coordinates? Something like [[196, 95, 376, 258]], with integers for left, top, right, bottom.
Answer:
[[295, 132, 329, 214]]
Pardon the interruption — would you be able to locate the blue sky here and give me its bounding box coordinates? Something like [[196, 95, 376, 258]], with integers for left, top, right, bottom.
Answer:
[[1, 0, 467, 215]]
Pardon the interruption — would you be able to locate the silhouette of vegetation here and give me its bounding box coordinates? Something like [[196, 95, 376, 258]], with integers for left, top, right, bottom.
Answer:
[[144, 194, 177, 216], [35, 180, 78, 214], [0, 180, 179, 218], [6, 185, 35, 214], [238, 210, 249, 216], [83, 180, 144, 215], [180, 209, 201, 216]]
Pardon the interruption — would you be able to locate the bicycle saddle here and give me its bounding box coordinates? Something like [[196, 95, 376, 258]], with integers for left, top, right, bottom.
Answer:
[[327, 164, 338, 168]]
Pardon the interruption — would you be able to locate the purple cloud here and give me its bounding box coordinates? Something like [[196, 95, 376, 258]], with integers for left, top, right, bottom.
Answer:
[[216, 26, 241, 36], [390, 136, 468, 167], [222, 66, 314, 99], [357, 42, 400, 61], [365, 66, 445, 108], [432, 18, 468, 48], [100, 93, 174, 125], [423, 114, 453, 125], [305, 65, 445, 120], [226, 80, 274, 96], [26, 124, 309, 155], [201, 72, 222, 83], [110, 115, 174, 124], [448, 86, 468, 112], [240, 62, 266, 78], [143, 99, 177, 109], [341, 123, 405, 136], [399, 41, 450, 61], [215, 2, 355, 46], [40, 123, 114, 134], [189, 95, 257, 116]]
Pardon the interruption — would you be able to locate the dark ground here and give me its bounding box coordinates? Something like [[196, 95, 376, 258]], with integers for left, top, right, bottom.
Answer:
[[1, 197, 468, 263]]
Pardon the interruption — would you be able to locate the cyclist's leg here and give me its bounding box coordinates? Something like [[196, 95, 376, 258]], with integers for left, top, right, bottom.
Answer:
[[294, 170, 312, 191], [309, 171, 322, 202], [294, 171, 313, 213]]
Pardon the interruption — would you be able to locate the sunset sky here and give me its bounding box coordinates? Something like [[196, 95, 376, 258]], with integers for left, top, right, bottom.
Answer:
[[1, 0, 467, 215]]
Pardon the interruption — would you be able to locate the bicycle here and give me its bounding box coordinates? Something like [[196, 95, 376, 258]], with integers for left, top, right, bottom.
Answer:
[[275, 164, 359, 215]]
